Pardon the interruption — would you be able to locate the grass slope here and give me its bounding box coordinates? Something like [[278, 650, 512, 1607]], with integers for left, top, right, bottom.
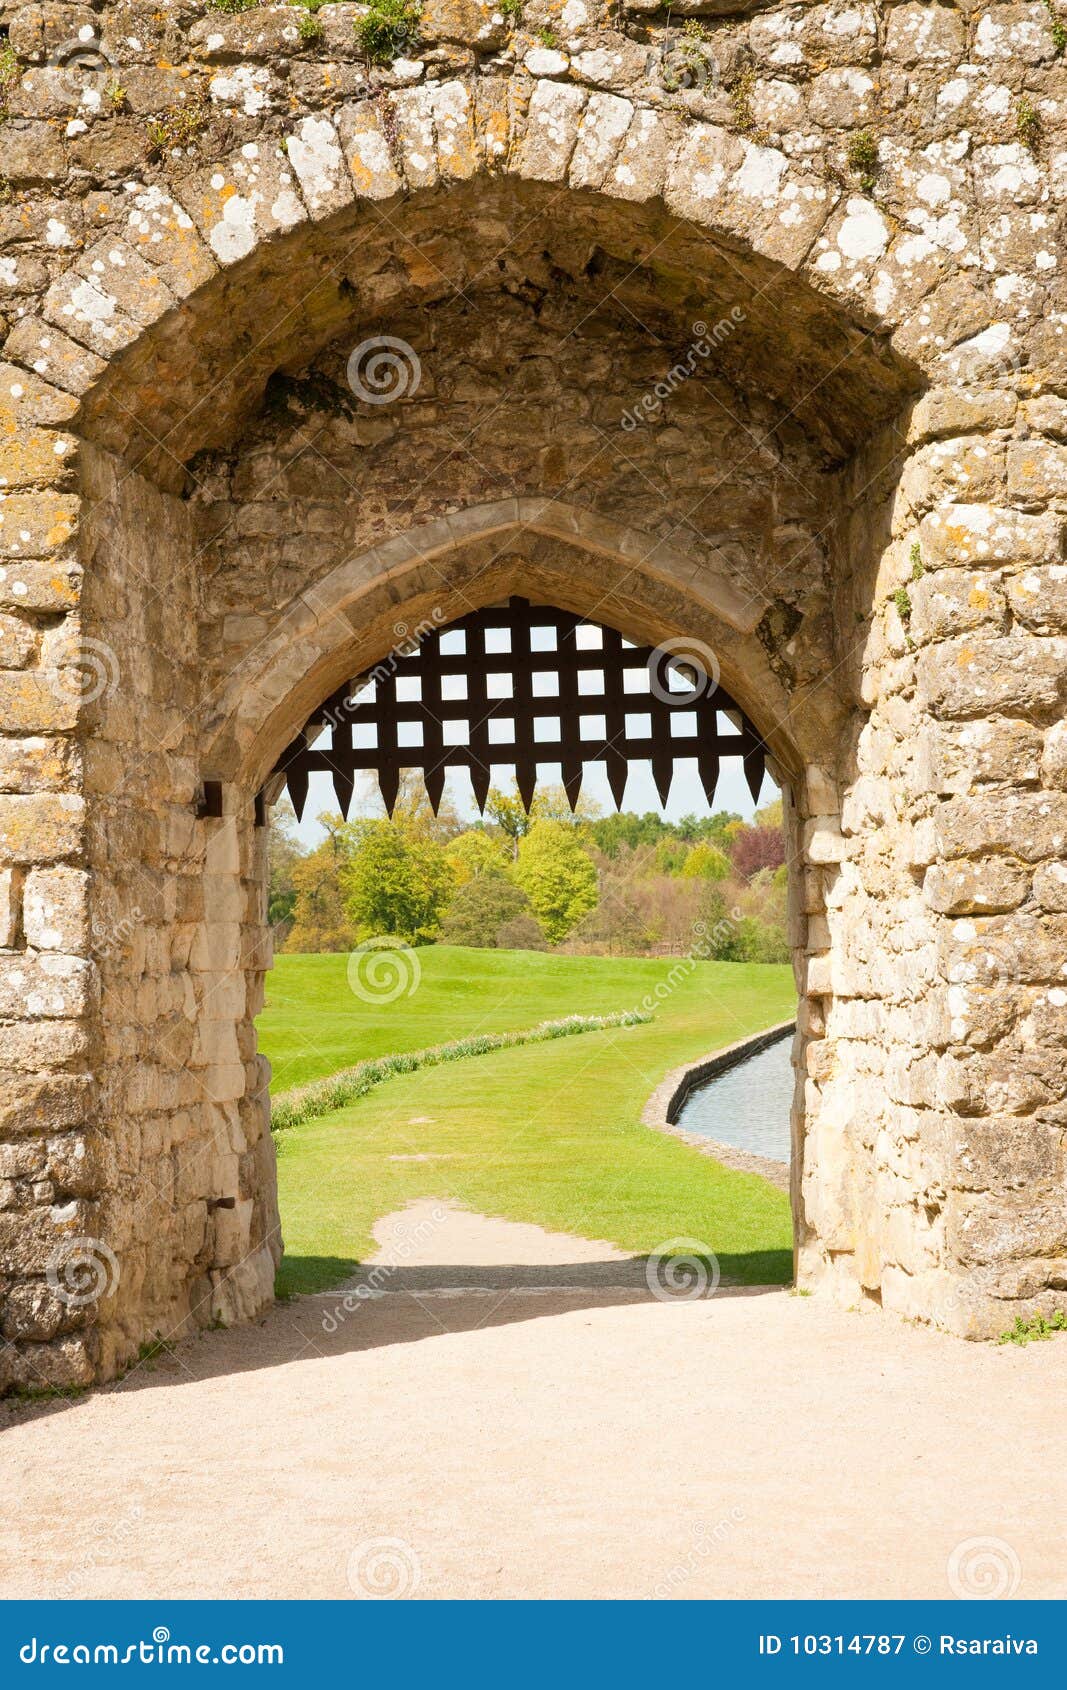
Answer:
[[261, 948, 723, 1092], [260, 948, 796, 1296]]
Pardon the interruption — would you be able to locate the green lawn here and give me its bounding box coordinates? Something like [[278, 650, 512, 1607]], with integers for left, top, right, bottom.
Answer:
[[260, 947, 796, 1296]]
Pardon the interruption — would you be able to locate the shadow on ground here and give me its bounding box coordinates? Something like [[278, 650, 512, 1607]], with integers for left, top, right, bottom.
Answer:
[[1, 1253, 790, 1426]]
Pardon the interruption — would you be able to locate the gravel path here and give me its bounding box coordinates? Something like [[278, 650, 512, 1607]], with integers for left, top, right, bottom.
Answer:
[[2, 1202, 1064, 1600]]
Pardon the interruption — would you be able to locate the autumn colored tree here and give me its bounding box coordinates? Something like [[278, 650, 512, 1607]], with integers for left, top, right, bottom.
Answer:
[[284, 815, 360, 953]]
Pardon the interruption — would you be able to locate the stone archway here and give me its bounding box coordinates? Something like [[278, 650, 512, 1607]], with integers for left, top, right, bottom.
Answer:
[[1, 3, 1064, 1387]]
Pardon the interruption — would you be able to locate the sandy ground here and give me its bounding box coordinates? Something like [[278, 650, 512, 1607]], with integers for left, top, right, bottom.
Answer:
[[2, 1201, 1065, 1601]]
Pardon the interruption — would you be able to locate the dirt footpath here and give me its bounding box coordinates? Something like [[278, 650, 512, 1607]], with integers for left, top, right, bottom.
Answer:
[[2, 1203, 1064, 1601]]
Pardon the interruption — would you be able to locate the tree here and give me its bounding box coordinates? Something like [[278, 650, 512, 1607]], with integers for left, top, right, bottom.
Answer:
[[514, 820, 598, 944], [680, 841, 731, 881], [446, 828, 511, 884], [341, 819, 452, 942], [696, 888, 747, 961], [730, 822, 786, 880], [439, 871, 533, 947], [284, 814, 360, 953], [485, 786, 535, 858], [267, 799, 305, 933], [496, 914, 548, 952], [486, 781, 599, 858], [591, 810, 674, 858]]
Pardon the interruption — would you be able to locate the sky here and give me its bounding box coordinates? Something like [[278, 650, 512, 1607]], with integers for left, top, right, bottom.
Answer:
[[289, 756, 778, 847]]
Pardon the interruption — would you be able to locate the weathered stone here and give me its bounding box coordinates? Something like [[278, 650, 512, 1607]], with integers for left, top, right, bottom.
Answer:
[[0, 793, 84, 862], [515, 79, 587, 182], [925, 859, 1030, 916], [1008, 440, 1067, 505], [336, 102, 403, 200], [910, 571, 1008, 644], [0, 953, 92, 1018], [918, 506, 1064, 568], [936, 792, 1067, 864], [23, 866, 89, 953], [0, 494, 78, 560], [285, 116, 354, 220], [422, 0, 508, 51], [0, 2, 1064, 1378], [1005, 564, 1067, 633], [177, 145, 307, 267], [1034, 861, 1067, 913], [917, 634, 1067, 720]]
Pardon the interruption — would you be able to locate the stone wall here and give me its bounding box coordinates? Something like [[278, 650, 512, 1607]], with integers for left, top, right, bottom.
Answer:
[[0, 0, 1063, 1384]]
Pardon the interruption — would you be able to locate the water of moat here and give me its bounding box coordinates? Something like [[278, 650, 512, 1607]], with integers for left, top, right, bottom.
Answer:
[[675, 1033, 793, 1163]]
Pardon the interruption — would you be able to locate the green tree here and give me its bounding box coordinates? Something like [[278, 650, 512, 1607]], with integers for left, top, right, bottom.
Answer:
[[440, 871, 536, 947], [695, 888, 747, 961], [341, 819, 452, 942], [446, 827, 510, 884], [590, 810, 674, 858], [486, 782, 599, 858], [514, 820, 598, 944], [284, 814, 360, 953], [680, 841, 731, 881], [485, 786, 534, 858]]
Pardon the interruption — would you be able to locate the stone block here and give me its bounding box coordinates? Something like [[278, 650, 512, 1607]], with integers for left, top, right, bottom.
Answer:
[[23, 866, 89, 953], [0, 867, 21, 948], [0, 793, 84, 862], [0, 953, 93, 1018], [917, 634, 1067, 719], [285, 116, 355, 220], [336, 102, 403, 200], [514, 79, 587, 182], [0, 494, 79, 560], [925, 859, 1030, 916], [918, 505, 1063, 567], [936, 792, 1067, 863], [177, 144, 306, 267]]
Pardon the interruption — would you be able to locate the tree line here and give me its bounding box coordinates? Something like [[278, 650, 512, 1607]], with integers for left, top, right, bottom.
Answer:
[[268, 778, 789, 962]]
